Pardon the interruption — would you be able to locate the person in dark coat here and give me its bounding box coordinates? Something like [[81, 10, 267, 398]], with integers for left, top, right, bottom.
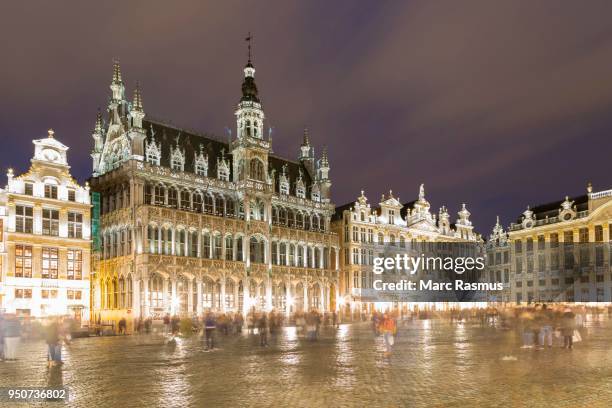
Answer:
[[561, 308, 576, 349]]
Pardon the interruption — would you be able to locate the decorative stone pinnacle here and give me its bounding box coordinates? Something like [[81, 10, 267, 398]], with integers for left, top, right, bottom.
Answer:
[[302, 127, 310, 146], [48, 129, 55, 138], [112, 60, 122, 83]]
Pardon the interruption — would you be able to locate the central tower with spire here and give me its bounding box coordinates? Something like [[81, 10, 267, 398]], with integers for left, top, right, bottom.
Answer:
[[231, 35, 271, 189]]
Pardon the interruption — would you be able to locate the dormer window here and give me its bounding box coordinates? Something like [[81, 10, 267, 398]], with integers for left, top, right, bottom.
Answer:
[[24, 183, 33, 196], [311, 191, 320, 202], [296, 186, 305, 198], [68, 189, 76, 202], [145, 138, 161, 166], [218, 167, 229, 181], [170, 146, 185, 172], [280, 181, 289, 195], [194, 150, 208, 176], [44, 184, 57, 199]]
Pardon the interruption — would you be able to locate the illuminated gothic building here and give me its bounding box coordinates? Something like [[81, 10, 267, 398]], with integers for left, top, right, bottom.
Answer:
[[508, 183, 612, 303], [331, 185, 481, 313], [89, 59, 339, 323], [0, 130, 91, 319]]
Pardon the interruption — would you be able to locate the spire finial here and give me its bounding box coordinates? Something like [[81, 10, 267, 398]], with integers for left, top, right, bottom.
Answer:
[[321, 146, 329, 167], [302, 127, 310, 146], [47, 129, 54, 138], [112, 59, 122, 83], [94, 109, 102, 133], [132, 81, 143, 111], [245, 32, 252, 62]]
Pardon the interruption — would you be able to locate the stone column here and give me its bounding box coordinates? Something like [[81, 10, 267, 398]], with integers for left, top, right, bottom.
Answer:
[[242, 278, 250, 316], [234, 282, 239, 312], [171, 279, 177, 314], [196, 279, 203, 315], [303, 281, 309, 311], [162, 278, 169, 313], [266, 277, 273, 311], [142, 277, 150, 317], [285, 282, 292, 316], [220, 278, 226, 312], [320, 284, 326, 312], [187, 279, 193, 315], [133, 276, 141, 317]]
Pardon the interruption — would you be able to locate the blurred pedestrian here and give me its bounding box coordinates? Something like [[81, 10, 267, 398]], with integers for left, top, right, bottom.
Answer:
[[3, 315, 21, 361], [45, 318, 61, 367], [203, 311, 216, 351], [258, 313, 268, 346], [380, 313, 397, 356], [561, 308, 576, 349]]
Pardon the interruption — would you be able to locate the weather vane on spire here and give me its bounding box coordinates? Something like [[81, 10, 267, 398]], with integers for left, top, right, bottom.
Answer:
[[245, 32, 253, 61]]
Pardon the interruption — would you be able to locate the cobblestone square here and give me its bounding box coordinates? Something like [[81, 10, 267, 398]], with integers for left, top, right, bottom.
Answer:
[[1, 316, 612, 408]]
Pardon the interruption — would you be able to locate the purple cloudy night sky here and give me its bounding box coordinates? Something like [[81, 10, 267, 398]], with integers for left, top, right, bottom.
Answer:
[[1, 1, 611, 234]]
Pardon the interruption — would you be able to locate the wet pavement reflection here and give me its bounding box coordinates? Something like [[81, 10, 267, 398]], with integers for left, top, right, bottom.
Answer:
[[1, 317, 612, 407]]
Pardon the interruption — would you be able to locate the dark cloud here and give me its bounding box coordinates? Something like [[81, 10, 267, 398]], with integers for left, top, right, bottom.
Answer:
[[1, 0, 611, 233]]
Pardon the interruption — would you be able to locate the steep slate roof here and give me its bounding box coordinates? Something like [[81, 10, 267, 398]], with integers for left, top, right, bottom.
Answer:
[[332, 202, 355, 221], [400, 200, 417, 219], [514, 194, 589, 223], [143, 118, 311, 197]]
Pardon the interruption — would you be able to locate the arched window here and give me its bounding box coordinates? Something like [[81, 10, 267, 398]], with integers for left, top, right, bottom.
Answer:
[[177, 276, 189, 315], [202, 233, 211, 259], [272, 206, 279, 225], [176, 230, 186, 256], [289, 244, 296, 266], [226, 198, 235, 217], [144, 184, 153, 205], [189, 231, 198, 257], [250, 237, 265, 264], [390, 234, 396, 246], [236, 236, 243, 261], [249, 159, 265, 181], [307, 247, 313, 268], [213, 234, 222, 259], [162, 227, 172, 255], [314, 248, 321, 269], [279, 207, 287, 226], [304, 213, 311, 231], [112, 278, 118, 309], [204, 194, 214, 214], [105, 279, 111, 309], [378, 233, 384, 245], [297, 245, 304, 267], [119, 277, 125, 309], [323, 248, 329, 269], [154, 185, 165, 205], [280, 243, 287, 265], [296, 212, 303, 229], [193, 192, 203, 212], [148, 225, 158, 254], [215, 195, 225, 216], [225, 280, 235, 309], [272, 242, 278, 265], [168, 187, 178, 208], [180, 190, 191, 210], [202, 277, 214, 309], [287, 209, 295, 228], [149, 275, 163, 308], [225, 236, 233, 260], [245, 120, 251, 137], [127, 276, 133, 308], [312, 215, 320, 231]]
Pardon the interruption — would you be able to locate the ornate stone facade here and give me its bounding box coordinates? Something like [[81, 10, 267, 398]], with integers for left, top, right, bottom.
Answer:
[[89, 59, 339, 323], [507, 183, 612, 303], [0, 130, 91, 319], [331, 185, 481, 313]]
